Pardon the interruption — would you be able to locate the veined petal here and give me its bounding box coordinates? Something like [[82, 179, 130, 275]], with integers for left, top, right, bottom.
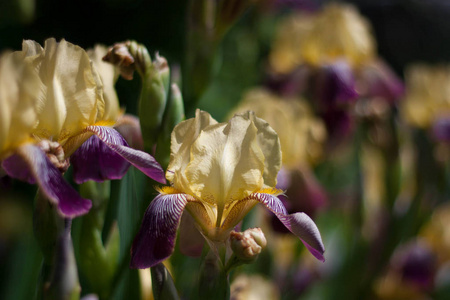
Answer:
[[70, 135, 130, 184], [2, 144, 91, 217], [130, 192, 194, 268], [86, 126, 166, 183], [248, 190, 325, 262]]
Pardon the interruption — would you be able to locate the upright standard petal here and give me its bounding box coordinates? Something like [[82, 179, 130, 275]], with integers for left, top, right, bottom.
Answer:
[[248, 190, 325, 262], [185, 115, 265, 208], [130, 191, 192, 268], [2, 144, 92, 217], [22, 38, 105, 143], [167, 109, 218, 194], [0, 51, 42, 160]]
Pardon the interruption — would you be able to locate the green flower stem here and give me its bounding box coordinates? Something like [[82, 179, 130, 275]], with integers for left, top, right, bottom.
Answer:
[[155, 83, 185, 170], [198, 249, 230, 300], [78, 181, 119, 300], [44, 218, 80, 300], [127, 41, 170, 154], [33, 193, 80, 300]]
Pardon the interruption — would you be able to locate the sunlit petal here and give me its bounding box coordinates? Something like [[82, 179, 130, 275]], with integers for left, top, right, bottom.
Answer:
[[185, 114, 264, 207], [0, 51, 42, 160], [21, 38, 105, 142], [2, 144, 92, 217], [167, 109, 217, 193]]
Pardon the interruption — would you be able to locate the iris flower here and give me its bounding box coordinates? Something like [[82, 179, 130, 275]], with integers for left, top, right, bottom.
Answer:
[[267, 3, 403, 141], [130, 110, 325, 269], [1, 39, 165, 218]]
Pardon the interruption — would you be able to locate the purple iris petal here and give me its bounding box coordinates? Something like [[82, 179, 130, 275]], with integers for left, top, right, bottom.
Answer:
[[130, 192, 190, 268], [265, 65, 311, 97], [2, 144, 92, 217], [315, 60, 358, 109], [360, 60, 405, 103], [249, 192, 325, 262], [358, 60, 404, 103], [71, 135, 130, 184], [432, 117, 450, 142], [87, 126, 166, 184]]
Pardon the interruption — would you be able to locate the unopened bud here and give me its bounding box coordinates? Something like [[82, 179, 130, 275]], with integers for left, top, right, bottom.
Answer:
[[230, 228, 267, 261], [102, 42, 135, 80]]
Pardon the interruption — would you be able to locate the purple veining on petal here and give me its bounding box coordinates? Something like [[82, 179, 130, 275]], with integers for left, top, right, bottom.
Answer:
[[87, 126, 166, 183], [432, 117, 450, 142], [2, 144, 92, 217], [250, 192, 325, 262], [315, 60, 358, 109], [71, 135, 130, 184], [130, 192, 189, 268]]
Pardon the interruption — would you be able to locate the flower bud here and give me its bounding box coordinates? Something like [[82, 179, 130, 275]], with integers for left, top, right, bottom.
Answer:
[[230, 228, 267, 261]]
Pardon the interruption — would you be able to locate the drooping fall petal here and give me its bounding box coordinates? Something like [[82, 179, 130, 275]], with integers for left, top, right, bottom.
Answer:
[[88, 126, 165, 183], [248, 191, 325, 262], [70, 135, 130, 184], [2, 144, 92, 217], [66, 125, 166, 183], [130, 192, 193, 268]]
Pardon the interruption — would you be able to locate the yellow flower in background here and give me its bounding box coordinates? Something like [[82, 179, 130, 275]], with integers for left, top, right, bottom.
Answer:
[[270, 3, 376, 73], [233, 88, 327, 169], [402, 64, 450, 128], [0, 51, 42, 160], [420, 203, 450, 264]]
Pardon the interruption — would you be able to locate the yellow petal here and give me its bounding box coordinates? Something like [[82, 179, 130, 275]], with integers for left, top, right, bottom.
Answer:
[[402, 64, 450, 128], [238, 110, 282, 188], [21, 38, 105, 144], [0, 51, 42, 159], [88, 45, 120, 123], [184, 113, 265, 209], [166, 109, 218, 194]]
